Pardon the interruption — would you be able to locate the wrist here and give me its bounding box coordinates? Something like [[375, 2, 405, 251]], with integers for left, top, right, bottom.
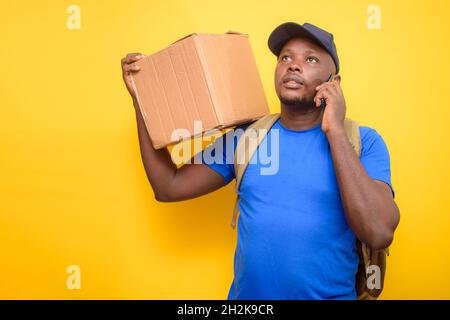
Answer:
[[324, 125, 346, 138]]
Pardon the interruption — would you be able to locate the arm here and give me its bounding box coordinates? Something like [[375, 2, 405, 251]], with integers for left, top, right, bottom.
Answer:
[[315, 75, 400, 250], [326, 128, 400, 250], [122, 53, 226, 202]]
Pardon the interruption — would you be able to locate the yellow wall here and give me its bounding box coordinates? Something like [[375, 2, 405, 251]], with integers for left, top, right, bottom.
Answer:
[[1, 0, 449, 299]]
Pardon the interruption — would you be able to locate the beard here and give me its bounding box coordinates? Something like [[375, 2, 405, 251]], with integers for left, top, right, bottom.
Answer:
[[279, 92, 317, 114]]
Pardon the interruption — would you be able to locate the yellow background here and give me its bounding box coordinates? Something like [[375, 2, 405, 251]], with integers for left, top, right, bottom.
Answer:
[[1, 0, 449, 299]]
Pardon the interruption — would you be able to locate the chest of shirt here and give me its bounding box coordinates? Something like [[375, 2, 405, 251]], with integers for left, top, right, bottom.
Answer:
[[239, 129, 340, 201]]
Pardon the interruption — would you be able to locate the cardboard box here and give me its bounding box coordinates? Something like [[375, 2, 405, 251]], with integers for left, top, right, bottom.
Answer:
[[130, 31, 269, 149]]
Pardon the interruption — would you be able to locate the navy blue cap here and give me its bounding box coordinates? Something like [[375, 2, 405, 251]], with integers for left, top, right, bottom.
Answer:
[[268, 22, 340, 74]]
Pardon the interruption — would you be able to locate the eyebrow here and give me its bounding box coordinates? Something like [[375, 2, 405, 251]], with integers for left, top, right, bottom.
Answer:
[[280, 48, 320, 56]]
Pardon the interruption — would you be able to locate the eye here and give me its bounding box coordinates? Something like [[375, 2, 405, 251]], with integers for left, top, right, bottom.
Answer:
[[306, 56, 319, 63], [280, 55, 291, 62]]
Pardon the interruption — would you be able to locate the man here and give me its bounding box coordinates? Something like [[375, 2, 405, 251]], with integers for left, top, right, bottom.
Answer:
[[121, 22, 400, 300]]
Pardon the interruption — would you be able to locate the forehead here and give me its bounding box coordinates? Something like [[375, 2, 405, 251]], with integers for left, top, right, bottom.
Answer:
[[279, 37, 327, 55]]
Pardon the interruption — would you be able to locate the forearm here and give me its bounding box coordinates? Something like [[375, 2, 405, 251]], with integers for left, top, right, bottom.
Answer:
[[326, 127, 396, 249], [133, 99, 177, 200]]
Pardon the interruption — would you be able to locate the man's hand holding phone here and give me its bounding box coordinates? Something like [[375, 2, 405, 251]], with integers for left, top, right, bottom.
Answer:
[[314, 73, 347, 134]]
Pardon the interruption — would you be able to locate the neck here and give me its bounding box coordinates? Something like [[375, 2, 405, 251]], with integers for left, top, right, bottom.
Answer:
[[279, 103, 324, 131]]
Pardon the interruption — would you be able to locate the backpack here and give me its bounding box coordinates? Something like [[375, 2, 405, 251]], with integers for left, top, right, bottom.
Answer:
[[230, 112, 389, 300]]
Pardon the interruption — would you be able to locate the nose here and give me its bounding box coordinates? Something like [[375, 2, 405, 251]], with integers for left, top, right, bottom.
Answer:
[[287, 61, 302, 73]]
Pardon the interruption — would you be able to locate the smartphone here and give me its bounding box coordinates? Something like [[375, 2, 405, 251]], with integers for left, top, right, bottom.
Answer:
[[320, 73, 335, 109]]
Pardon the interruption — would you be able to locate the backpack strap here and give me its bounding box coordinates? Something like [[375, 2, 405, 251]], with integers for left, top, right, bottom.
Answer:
[[231, 113, 281, 228], [344, 118, 361, 157]]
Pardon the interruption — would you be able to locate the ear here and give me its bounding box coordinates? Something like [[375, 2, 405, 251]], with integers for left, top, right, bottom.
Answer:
[[334, 74, 341, 83]]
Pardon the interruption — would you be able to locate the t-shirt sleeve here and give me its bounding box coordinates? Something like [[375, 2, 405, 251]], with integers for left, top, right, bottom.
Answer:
[[359, 126, 395, 198], [190, 124, 250, 186]]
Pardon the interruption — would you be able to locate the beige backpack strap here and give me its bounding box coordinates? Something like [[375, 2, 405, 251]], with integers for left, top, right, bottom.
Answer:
[[231, 113, 281, 229], [344, 118, 361, 157]]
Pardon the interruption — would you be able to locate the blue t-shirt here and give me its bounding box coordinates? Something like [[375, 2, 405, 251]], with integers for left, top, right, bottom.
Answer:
[[194, 118, 394, 300]]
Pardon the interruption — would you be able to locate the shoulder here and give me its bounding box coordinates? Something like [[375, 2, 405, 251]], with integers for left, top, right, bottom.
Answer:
[[359, 125, 384, 144], [222, 120, 256, 142], [221, 116, 279, 149], [359, 125, 381, 139], [209, 121, 255, 155], [236, 120, 255, 132], [357, 125, 390, 156]]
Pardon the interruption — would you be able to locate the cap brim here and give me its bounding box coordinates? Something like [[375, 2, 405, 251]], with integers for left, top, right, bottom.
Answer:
[[268, 22, 327, 57]]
